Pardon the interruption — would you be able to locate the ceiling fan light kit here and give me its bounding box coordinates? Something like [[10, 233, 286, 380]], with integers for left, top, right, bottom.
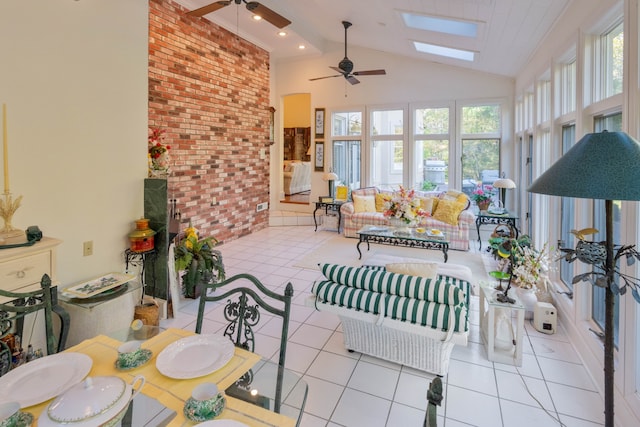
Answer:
[[310, 21, 386, 85], [188, 0, 291, 29]]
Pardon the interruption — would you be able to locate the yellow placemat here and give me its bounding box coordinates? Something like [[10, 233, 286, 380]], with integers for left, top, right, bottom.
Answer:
[[27, 328, 297, 427]]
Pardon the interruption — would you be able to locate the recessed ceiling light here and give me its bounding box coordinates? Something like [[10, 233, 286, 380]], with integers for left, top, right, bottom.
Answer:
[[278, 31, 287, 37], [402, 12, 478, 38], [252, 15, 262, 21], [298, 44, 306, 50], [413, 41, 475, 61]]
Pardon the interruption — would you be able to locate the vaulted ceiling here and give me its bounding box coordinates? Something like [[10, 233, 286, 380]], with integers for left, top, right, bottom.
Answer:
[[174, 0, 571, 78]]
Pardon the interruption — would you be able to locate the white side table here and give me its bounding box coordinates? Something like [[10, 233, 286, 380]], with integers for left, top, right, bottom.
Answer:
[[479, 282, 524, 366]]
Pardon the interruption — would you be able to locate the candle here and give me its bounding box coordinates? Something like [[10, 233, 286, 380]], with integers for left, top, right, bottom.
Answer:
[[2, 103, 8, 194]]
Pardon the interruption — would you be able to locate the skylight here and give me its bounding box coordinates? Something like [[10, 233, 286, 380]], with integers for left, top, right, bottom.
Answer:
[[402, 12, 478, 38], [413, 41, 475, 62]]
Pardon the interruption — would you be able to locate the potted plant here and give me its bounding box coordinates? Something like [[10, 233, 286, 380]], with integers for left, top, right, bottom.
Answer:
[[471, 187, 493, 211], [174, 223, 225, 298]]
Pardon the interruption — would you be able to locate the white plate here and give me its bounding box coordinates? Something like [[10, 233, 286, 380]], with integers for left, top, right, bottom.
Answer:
[[0, 353, 92, 408], [426, 230, 443, 237], [156, 334, 235, 379], [196, 421, 249, 427]]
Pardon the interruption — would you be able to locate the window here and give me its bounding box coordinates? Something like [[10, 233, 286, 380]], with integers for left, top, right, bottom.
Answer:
[[589, 21, 623, 103], [370, 108, 405, 191], [460, 104, 501, 207], [592, 112, 622, 345], [557, 59, 576, 116], [414, 107, 450, 192], [560, 124, 576, 291], [331, 111, 362, 190]]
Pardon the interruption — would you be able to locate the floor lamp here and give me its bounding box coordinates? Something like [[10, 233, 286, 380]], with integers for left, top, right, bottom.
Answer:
[[528, 130, 640, 427]]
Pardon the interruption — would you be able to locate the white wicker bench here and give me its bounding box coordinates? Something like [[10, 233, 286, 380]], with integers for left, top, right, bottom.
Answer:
[[306, 264, 470, 376]]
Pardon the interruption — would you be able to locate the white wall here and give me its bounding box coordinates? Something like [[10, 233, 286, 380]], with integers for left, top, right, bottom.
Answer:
[[0, 1, 148, 285], [272, 43, 515, 211]]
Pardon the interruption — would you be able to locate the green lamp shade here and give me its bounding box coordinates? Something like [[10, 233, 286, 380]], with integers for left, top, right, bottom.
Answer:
[[528, 131, 640, 201]]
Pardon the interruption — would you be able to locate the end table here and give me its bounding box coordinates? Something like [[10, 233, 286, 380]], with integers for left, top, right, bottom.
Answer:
[[476, 210, 519, 249], [313, 201, 344, 233], [479, 282, 524, 366]]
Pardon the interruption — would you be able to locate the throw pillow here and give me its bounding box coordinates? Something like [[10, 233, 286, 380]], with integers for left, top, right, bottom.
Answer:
[[375, 193, 390, 212], [419, 197, 438, 215], [432, 199, 466, 226], [386, 262, 439, 280], [353, 194, 376, 213]]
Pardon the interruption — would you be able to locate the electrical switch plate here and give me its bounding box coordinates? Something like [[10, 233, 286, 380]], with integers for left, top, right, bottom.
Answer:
[[83, 241, 93, 256]]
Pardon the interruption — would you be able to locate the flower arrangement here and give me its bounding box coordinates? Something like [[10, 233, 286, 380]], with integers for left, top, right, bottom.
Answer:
[[471, 187, 493, 204], [382, 186, 427, 224], [174, 223, 225, 298], [148, 128, 171, 177], [489, 234, 550, 291], [511, 243, 551, 291]]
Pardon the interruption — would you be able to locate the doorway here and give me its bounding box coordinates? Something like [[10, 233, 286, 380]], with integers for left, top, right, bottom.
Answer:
[[282, 93, 311, 204]]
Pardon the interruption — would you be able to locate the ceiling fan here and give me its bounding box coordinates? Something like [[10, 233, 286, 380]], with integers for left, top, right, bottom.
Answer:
[[187, 0, 291, 29], [310, 21, 386, 85]]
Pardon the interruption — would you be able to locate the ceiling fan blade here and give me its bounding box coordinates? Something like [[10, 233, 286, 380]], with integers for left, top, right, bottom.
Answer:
[[346, 75, 360, 85], [353, 69, 386, 76], [245, 2, 291, 28], [187, 1, 231, 17], [309, 74, 342, 81], [329, 66, 344, 74]]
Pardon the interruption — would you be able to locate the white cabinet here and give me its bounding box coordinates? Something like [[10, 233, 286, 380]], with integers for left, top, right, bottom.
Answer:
[[0, 237, 62, 301]]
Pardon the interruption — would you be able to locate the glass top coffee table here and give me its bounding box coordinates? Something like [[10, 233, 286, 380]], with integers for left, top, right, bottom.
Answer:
[[356, 225, 449, 262]]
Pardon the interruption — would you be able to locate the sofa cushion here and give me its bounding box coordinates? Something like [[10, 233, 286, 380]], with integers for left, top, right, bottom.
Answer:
[[419, 196, 439, 215], [319, 263, 465, 306], [353, 194, 376, 213], [386, 262, 438, 280], [432, 199, 466, 226], [311, 280, 467, 332]]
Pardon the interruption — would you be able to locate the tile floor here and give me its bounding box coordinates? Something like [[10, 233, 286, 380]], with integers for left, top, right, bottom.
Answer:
[[161, 225, 605, 427]]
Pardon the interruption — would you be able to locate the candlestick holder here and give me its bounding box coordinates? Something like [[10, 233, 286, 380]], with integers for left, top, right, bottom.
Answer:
[[0, 192, 24, 239]]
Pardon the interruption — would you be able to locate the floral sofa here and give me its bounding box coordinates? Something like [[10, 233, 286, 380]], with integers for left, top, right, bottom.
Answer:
[[283, 161, 311, 195], [306, 262, 470, 375], [340, 187, 475, 251]]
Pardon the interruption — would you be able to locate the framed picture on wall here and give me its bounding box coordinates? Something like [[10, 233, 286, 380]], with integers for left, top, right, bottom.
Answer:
[[315, 108, 325, 138], [315, 141, 324, 171]]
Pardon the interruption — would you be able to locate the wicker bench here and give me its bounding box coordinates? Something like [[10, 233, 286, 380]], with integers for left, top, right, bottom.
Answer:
[[306, 263, 470, 376]]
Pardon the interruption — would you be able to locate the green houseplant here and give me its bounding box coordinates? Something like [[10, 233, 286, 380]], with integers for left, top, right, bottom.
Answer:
[[174, 223, 225, 298]]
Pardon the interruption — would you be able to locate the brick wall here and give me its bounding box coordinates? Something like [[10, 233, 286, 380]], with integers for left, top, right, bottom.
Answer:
[[149, 0, 270, 244]]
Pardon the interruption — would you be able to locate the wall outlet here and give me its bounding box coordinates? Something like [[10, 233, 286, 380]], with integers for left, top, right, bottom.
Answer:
[[256, 202, 268, 212], [83, 241, 93, 256]]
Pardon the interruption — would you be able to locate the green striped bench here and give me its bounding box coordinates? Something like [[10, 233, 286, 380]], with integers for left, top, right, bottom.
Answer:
[[307, 263, 470, 376]]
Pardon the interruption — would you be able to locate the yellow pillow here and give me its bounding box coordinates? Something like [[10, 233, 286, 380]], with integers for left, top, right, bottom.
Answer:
[[375, 193, 389, 212], [432, 199, 466, 226], [353, 194, 376, 213], [386, 262, 439, 280]]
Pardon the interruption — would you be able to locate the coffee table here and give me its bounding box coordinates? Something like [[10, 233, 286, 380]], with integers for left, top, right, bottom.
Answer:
[[356, 225, 449, 262]]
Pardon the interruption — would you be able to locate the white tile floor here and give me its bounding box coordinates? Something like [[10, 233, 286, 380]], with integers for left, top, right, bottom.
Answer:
[[161, 226, 605, 427]]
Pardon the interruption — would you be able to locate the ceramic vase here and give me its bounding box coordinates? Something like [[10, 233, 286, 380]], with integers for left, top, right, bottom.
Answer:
[[477, 200, 491, 211], [516, 286, 537, 320], [149, 151, 170, 178]]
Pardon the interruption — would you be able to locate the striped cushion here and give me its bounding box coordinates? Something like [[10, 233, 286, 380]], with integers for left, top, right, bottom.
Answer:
[[362, 265, 471, 307], [312, 280, 467, 332], [320, 263, 465, 306]]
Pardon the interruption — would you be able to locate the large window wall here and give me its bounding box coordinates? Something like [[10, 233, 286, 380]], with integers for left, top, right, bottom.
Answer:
[[330, 102, 505, 199], [516, 1, 639, 423]]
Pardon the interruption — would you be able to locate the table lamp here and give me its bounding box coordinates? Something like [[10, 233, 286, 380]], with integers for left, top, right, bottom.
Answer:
[[323, 170, 339, 198], [528, 130, 640, 427], [493, 175, 516, 208]]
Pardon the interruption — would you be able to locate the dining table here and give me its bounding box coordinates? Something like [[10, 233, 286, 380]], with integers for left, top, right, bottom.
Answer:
[[19, 327, 307, 427]]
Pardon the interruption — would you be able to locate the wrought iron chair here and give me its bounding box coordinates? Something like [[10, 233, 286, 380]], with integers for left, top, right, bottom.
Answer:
[[195, 273, 296, 417], [423, 377, 443, 427], [0, 274, 67, 376]]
